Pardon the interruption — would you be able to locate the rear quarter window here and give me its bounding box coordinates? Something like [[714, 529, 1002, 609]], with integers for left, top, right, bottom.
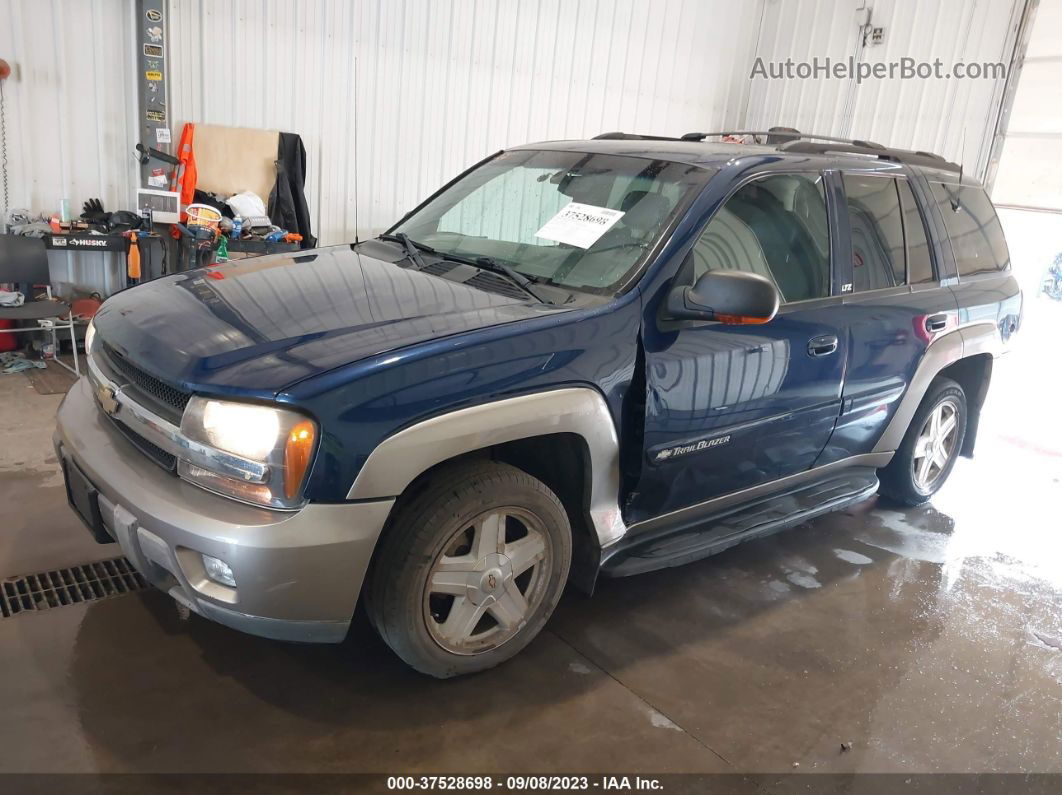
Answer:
[[929, 183, 1010, 277]]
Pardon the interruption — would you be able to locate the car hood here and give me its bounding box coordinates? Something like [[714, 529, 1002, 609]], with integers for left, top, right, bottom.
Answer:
[[93, 244, 561, 394]]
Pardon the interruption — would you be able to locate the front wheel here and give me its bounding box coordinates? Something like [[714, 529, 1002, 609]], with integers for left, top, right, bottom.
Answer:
[[366, 460, 572, 678], [878, 377, 967, 506]]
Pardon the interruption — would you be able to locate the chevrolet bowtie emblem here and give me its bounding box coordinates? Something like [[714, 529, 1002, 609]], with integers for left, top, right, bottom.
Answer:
[[96, 384, 120, 416]]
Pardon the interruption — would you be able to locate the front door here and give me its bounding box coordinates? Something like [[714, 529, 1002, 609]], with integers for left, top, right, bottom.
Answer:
[[631, 172, 845, 524]]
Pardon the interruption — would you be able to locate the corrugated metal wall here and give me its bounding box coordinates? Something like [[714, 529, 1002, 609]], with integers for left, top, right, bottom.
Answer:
[[746, 0, 1024, 177], [166, 0, 763, 246], [1, 0, 1031, 296], [0, 0, 137, 294]]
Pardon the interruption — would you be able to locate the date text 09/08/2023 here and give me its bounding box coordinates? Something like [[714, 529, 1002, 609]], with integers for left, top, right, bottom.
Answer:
[[386, 775, 664, 791]]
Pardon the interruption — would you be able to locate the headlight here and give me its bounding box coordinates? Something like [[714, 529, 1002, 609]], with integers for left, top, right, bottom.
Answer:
[[84, 318, 96, 356], [196, 400, 280, 461], [179, 396, 317, 509]]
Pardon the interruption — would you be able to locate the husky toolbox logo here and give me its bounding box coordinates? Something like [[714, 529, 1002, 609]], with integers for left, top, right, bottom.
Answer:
[[655, 435, 731, 462]]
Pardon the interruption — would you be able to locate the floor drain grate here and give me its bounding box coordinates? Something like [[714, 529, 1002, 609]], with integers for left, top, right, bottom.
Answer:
[[0, 557, 148, 618]]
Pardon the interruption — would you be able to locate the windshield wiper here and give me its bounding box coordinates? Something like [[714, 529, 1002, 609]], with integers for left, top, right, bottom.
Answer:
[[434, 251, 555, 305], [379, 232, 432, 271], [380, 234, 561, 304]]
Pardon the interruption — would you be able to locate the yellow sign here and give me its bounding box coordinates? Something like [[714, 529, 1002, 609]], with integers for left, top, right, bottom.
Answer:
[[145, 70, 162, 81]]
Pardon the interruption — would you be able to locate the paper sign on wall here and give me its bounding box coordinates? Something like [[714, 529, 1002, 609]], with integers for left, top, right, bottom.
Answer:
[[155, 127, 171, 144], [534, 202, 624, 249]]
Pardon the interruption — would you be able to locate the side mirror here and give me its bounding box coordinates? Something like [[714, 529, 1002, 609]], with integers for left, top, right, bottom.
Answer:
[[666, 269, 780, 324]]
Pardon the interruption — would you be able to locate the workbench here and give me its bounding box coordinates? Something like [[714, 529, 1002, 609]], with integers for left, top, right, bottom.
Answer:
[[41, 231, 299, 290], [227, 238, 300, 256]]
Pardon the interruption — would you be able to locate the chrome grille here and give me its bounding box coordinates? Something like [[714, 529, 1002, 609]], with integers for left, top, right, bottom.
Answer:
[[101, 342, 192, 414]]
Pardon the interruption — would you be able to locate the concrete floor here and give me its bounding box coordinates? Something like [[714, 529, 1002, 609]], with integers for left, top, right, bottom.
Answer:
[[0, 217, 1059, 777]]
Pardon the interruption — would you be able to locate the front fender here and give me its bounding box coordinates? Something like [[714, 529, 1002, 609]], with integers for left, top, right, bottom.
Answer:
[[346, 387, 629, 548]]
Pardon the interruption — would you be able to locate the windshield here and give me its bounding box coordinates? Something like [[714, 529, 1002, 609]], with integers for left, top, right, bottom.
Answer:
[[390, 149, 708, 296]]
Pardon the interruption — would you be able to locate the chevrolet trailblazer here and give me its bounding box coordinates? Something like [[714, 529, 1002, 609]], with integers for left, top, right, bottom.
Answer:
[[57, 130, 1021, 677]]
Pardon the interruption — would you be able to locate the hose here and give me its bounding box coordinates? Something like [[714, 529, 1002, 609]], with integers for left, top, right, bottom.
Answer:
[[0, 79, 8, 231]]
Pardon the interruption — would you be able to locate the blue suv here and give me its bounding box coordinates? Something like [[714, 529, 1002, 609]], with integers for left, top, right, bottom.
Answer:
[[56, 130, 1022, 677]]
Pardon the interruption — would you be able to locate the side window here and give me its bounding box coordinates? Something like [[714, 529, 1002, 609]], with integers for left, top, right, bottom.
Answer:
[[930, 183, 1011, 276], [688, 173, 831, 302], [842, 174, 905, 291], [897, 180, 935, 284]]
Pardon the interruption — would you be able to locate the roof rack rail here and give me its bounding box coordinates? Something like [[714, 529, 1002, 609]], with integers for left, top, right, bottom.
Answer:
[[777, 140, 960, 172], [592, 129, 960, 173], [681, 129, 886, 148], [592, 131, 685, 141], [678, 128, 960, 173]]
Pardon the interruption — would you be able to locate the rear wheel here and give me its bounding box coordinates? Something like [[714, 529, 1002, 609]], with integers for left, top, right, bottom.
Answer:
[[366, 460, 571, 678], [878, 377, 967, 506]]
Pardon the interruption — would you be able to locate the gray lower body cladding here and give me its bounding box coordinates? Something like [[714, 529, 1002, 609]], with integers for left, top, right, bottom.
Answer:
[[55, 376, 394, 643]]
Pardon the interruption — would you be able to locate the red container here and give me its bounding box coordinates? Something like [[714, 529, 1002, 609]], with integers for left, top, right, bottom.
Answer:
[[0, 319, 15, 352]]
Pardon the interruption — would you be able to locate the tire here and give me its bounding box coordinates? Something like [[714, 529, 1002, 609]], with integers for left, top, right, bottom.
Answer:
[[365, 460, 572, 678], [878, 377, 967, 506]]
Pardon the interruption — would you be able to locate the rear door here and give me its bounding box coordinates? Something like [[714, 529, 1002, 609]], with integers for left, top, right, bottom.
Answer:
[[816, 170, 958, 464], [632, 171, 846, 523], [925, 181, 1022, 339]]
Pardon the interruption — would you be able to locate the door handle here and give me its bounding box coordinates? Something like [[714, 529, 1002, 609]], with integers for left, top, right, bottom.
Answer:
[[925, 313, 949, 333], [807, 334, 839, 357]]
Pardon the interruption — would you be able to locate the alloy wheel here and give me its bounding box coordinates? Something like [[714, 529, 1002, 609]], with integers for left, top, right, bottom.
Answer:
[[912, 398, 960, 492], [423, 507, 552, 655]]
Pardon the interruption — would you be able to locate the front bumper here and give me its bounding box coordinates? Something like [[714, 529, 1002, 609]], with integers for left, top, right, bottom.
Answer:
[[55, 376, 395, 643]]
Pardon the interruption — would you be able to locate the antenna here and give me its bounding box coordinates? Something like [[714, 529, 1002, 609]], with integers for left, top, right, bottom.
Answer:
[[353, 53, 360, 245], [952, 128, 968, 211]]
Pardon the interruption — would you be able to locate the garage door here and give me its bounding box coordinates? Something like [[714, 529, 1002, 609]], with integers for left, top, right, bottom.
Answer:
[[992, 0, 1062, 210]]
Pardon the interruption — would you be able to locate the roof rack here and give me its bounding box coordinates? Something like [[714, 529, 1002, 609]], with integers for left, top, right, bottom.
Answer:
[[679, 128, 960, 173], [680, 129, 883, 146], [592, 128, 960, 173], [592, 131, 685, 142]]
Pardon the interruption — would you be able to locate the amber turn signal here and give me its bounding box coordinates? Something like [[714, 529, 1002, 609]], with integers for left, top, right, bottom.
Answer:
[[715, 313, 773, 325], [284, 420, 317, 499]]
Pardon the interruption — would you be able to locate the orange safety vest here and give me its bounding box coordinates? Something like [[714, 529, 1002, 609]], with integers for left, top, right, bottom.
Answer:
[[175, 123, 198, 217]]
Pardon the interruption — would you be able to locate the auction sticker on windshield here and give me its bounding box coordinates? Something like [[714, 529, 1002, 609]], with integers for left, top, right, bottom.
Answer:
[[535, 202, 624, 249]]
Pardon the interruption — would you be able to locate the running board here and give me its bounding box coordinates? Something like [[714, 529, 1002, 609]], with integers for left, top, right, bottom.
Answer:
[[602, 469, 879, 577]]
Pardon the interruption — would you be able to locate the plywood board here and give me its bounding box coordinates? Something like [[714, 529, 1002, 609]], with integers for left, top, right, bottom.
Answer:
[[193, 125, 280, 205]]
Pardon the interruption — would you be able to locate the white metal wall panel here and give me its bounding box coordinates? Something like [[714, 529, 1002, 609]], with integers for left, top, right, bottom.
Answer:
[[167, 0, 764, 246], [992, 0, 1062, 210], [745, 0, 864, 136], [848, 0, 1021, 176], [747, 0, 1022, 178], [0, 0, 135, 294], [3, 0, 1031, 296]]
